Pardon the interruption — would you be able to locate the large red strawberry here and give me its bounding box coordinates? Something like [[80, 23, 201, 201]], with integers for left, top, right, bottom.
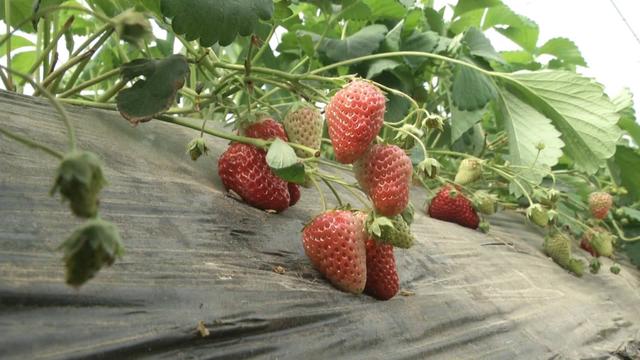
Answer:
[[243, 117, 288, 141], [325, 80, 386, 163], [364, 239, 399, 300], [284, 105, 323, 157], [588, 192, 612, 220], [243, 117, 301, 207], [428, 185, 480, 229], [354, 144, 413, 217], [288, 183, 300, 206], [218, 143, 290, 212], [302, 210, 367, 294]]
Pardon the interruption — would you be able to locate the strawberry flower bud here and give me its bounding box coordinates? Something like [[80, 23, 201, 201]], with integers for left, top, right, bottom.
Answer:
[[50, 151, 107, 218], [417, 158, 441, 179], [187, 137, 208, 161], [59, 219, 124, 288], [425, 114, 444, 131]]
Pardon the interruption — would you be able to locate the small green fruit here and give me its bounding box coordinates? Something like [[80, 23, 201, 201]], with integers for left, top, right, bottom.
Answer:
[[368, 214, 415, 249], [473, 190, 497, 215], [51, 151, 107, 218], [610, 265, 621, 275], [187, 137, 208, 161], [543, 231, 583, 277], [454, 159, 482, 186], [59, 219, 124, 288], [527, 204, 549, 227]]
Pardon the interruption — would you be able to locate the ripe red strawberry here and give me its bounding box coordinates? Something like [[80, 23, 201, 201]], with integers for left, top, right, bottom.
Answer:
[[244, 117, 302, 207], [243, 117, 288, 141], [364, 239, 399, 300], [288, 183, 300, 206], [284, 105, 323, 157], [354, 144, 413, 217], [588, 192, 612, 220], [302, 210, 367, 294], [326, 80, 386, 163], [218, 143, 290, 212], [428, 185, 480, 229], [580, 236, 597, 257]]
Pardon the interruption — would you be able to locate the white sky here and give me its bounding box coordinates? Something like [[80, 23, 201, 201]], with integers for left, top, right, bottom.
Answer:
[[436, 0, 640, 101]]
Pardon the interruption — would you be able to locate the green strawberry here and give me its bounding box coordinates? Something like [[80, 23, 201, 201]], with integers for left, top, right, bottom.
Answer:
[[454, 158, 482, 185], [60, 219, 124, 288], [473, 190, 497, 215], [367, 214, 415, 249], [590, 232, 614, 258], [543, 231, 584, 277], [284, 104, 323, 157], [527, 204, 549, 227]]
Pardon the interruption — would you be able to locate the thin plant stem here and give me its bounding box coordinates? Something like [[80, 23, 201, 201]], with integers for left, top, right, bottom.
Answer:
[[610, 217, 640, 241], [98, 80, 125, 102], [310, 176, 327, 212], [321, 177, 343, 207], [0, 127, 64, 159], [1, 66, 76, 151], [252, 24, 276, 64], [59, 68, 119, 98], [28, 16, 75, 75]]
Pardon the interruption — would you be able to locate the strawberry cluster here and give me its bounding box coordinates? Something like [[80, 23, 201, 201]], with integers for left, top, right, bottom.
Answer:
[[299, 80, 420, 300], [328, 81, 413, 217], [218, 117, 300, 212], [302, 210, 399, 300]]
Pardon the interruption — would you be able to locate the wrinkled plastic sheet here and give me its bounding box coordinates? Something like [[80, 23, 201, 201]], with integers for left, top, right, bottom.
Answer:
[[1, 91, 640, 360]]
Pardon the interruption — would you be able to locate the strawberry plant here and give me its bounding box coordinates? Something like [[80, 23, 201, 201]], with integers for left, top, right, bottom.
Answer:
[[1, 0, 639, 295]]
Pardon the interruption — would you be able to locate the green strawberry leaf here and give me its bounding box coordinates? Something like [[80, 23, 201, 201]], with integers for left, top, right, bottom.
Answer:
[[266, 138, 305, 184], [451, 62, 497, 111], [369, 216, 395, 237], [0, 34, 33, 57], [116, 55, 189, 125], [621, 237, 640, 267], [340, 0, 372, 20], [612, 88, 639, 145], [621, 207, 640, 223], [363, 0, 407, 20], [462, 27, 504, 64], [423, 7, 444, 34], [366, 59, 401, 79], [500, 50, 534, 64], [160, 0, 274, 46], [507, 70, 622, 174], [536, 37, 586, 66], [305, 24, 388, 62], [496, 90, 564, 193], [273, 0, 294, 20], [450, 104, 487, 143], [450, 8, 483, 35], [453, 0, 501, 17], [1, 0, 63, 32], [483, 4, 539, 52], [608, 146, 640, 201]]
